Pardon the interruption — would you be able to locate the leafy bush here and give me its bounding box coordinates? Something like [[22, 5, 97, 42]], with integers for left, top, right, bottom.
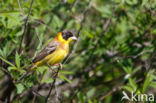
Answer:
[[0, 0, 156, 103]]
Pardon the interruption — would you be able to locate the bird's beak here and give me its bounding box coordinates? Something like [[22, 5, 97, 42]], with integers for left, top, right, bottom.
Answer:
[[70, 36, 77, 40]]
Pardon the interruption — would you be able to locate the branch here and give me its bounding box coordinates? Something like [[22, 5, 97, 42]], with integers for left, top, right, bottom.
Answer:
[[17, 0, 23, 14], [20, 81, 44, 97], [18, 0, 34, 54], [44, 66, 61, 103]]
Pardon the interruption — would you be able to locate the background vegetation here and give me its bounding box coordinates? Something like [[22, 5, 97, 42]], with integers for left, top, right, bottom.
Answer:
[[0, 0, 156, 103]]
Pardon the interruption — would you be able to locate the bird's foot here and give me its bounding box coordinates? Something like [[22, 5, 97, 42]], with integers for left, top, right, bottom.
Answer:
[[54, 63, 63, 69], [52, 63, 62, 78]]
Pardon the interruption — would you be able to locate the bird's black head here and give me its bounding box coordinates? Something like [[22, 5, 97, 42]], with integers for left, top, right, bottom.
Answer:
[[62, 31, 74, 40]]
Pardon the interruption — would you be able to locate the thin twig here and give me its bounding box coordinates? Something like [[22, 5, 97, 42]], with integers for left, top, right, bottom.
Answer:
[[99, 82, 123, 101], [33, 20, 52, 33], [17, 0, 23, 14], [18, 0, 34, 54], [44, 66, 61, 103], [19, 81, 44, 97]]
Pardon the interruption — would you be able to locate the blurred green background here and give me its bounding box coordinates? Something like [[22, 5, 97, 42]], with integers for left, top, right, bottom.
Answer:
[[0, 0, 156, 103]]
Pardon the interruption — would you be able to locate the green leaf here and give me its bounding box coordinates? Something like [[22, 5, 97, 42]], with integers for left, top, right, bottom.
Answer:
[[122, 66, 132, 74], [15, 83, 25, 94], [8, 66, 18, 71], [126, 0, 138, 5], [60, 70, 74, 75], [36, 66, 48, 74], [87, 88, 96, 98], [88, 99, 93, 103], [52, 15, 63, 29], [94, 5, 112, 18], [77, 92, 86, 102], [142, 70, 155, 93], [149, 82, 156, 88], [40, 69, 48, 83], [68, 0, 75, 4], [82, 29, 94, 39], [63, 91, 70, 97], [142, 0, 148, 6], [121, 85, 134, 93], [128, 78, 137, 91], [0, 42, 14, 58], [132, 66, 141, 74], [151, 74, 156, 80], [41, 78, 53, 83], [59, 74, 72, 84], [0, 12, 22, 28], [0, 49, 4, 57], [15, 52, 20, 69], [142, 78, 150, 93], [0, 56, 15, 67]]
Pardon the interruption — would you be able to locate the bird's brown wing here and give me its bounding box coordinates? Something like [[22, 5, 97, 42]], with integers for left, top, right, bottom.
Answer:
[[32, 40, 60, 63]]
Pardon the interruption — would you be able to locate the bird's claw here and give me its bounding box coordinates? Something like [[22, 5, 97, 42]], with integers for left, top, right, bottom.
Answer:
[[54, 63, 63, 69]]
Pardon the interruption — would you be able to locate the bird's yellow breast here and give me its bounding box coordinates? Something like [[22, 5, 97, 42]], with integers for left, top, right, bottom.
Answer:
[[46, 48, 68, 65], [35, 43, 69, 67]]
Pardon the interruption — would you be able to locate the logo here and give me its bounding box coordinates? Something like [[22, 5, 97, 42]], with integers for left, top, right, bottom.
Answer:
[[121, 91, 155, 102]]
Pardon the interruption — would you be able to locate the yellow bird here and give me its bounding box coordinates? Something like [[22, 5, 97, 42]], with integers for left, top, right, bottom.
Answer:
[[29, 31, 77, 71]]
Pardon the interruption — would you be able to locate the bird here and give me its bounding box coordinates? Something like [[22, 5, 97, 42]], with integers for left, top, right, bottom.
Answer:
[[29, 31, 77, 71], [17, 31, 77, 82]]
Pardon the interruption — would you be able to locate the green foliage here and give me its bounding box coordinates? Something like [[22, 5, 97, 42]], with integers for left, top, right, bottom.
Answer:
[[15, 83, 25, 94], [15, 52, 20, 69], [0, 56, 15, 67], [59, 73, 72, 84], [0, 0, 156, 103], [142, 70, 156, 93]]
